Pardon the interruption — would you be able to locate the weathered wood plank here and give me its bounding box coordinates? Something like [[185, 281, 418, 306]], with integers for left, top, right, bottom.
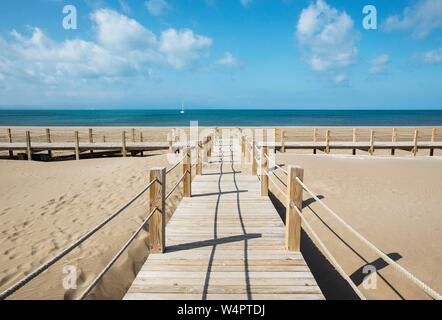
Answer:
[[124, 138, 323, 300]]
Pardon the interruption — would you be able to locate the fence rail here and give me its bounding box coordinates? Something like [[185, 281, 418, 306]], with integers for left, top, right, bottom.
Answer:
[[0, 133, 213, 300], [242, 133, 442, 300]]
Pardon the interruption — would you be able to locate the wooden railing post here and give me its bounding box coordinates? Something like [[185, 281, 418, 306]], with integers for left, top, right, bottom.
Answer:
[[313, 128, 317, 154], [183, 147, 191, 197], [149, 167, 166, 253], [391, 128, 396, 156], [252, 140, 257, 176], [369, 130, 374, 156], [7, 128, 13, 158], [26, 131, 32, 161], [89, 128, 94, 155], [286, 165, 303, 252], [168, 133, 173, 153], [260, 147, 269, 196], [140, 132, 144, 157], [413, 129, 418, 156], [74, 131, 80, 161], [196, 142, 202, 175], [132, 128, 136, 143], [241, 136, 245, 164], [281, 130, 286, 153], [325, 130, 330, 154], [430, 128, 436, 156], [352, 128, 357, 155], [122, 131, 127, 157], [45, 128, 52, 159]]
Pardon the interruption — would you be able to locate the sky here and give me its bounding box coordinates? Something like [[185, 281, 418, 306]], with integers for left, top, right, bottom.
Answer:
[[0, 0, 441, 109]]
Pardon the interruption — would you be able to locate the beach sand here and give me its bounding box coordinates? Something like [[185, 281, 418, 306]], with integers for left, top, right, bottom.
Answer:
[[272, 153, 442, 299], [0, 126, 441, 300], [0, 153, 186, 300]]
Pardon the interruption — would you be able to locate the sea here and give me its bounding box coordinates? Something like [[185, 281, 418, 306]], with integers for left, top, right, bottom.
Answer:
[[1, 109, 442, 127]]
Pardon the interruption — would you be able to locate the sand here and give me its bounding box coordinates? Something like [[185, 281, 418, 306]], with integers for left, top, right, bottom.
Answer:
[[273, 153, 442, 300], [0, 126, 441, 300], [0, 153, 185, 300]]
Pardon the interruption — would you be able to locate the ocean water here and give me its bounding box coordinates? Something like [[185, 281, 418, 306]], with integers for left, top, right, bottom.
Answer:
[[1, 109, 442, 127]]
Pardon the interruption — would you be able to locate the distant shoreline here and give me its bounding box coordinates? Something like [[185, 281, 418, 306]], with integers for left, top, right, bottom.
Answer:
[[1, 109, 442, 127]]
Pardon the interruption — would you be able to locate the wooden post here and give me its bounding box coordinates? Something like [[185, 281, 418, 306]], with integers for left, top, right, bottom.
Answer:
[[196, 142, 202, 175], [46, 128, 52, 159], [149, 167, 166, 253], [241, 136, 245, 163], [183, 147, 191, 197], [325, 130, 330, 154], [122, 131, 127, 157], [369, 130, 374, 156], [26, 131, 32, 161], [413, 130, 418, 156], [168, 134, 173, 153], [89, 128, 94, 155], [7, 128, 13, 158], [74, 131, 80, 161], [207, 135, 212, 157], [132, 128, 136, 143], [313, 128, 317, 155], [103, 135, 106, 143], [352, 128, 357, 155], [252, 140, 257, 176], [140, 132, 144, 157], [391, 128, 397, 156], [260, 147, 269, 196], [430, 128, 436, 156], [285, 166, 303, 252], [281, 130, 286, 153]]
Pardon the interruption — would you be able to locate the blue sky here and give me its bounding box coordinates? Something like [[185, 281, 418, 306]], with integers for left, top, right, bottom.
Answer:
[[0, 0, 441, 109]]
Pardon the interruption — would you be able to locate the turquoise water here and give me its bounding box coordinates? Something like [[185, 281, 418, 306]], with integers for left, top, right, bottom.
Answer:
[[1, 109, 442, 126]]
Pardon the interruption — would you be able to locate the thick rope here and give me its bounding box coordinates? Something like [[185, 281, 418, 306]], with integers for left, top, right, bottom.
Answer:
[[165, 171, 187, 200], [0, 178, 158, 300], [294, 206, 367, 300], [296, 177, 442, 300], [264, 153, 288, 175], [265, 169, 288, 201], [78, 207, 158, 300], [166, 154, 186, 174]]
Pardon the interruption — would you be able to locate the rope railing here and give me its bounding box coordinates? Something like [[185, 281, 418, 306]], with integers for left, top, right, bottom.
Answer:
[[264, 153, 288, 175], [78, 207, 159, 300], [0, 138, 204, 300], [265, 169, 288, 201], [166, 154, 186, 174], [0, 178, 158, 300], [293, 206, 367, 300], [165, 171, 187, 200], [250, 138, 442, 300], [295, 177, 442, 300]]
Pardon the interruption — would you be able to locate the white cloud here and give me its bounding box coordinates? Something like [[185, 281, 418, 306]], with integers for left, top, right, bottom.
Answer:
[[369, 53, 389, 74], [296, 0, 358, 72], [423, 48, 442, 64], [145, 0, 171, 16], [0, 9, 214, 88], [91, 9, 157, 50], [217, 51, 239, 67], [159, 29, 213, 69], [240, 0, 252, 7], [384, 0, 442, 39]]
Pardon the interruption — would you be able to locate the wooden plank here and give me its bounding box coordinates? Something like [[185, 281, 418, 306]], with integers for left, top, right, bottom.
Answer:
[[125, 138, 322, 300]]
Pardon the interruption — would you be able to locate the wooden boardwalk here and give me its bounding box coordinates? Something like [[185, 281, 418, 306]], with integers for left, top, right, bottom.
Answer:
[[124, 138, 323, 300]]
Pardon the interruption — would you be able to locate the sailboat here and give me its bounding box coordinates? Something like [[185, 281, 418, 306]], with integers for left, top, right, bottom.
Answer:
[[180, 102, 185, 114]]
